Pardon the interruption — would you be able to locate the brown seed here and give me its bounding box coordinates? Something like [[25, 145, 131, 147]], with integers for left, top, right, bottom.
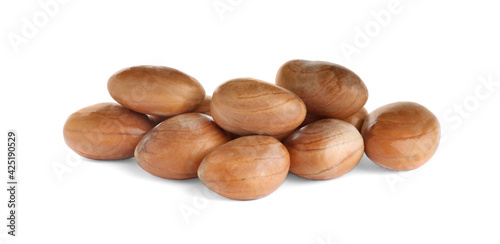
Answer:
[[361, 102, 440, 171], [192, 96, 212, 116], [148, 115, 170, 126], [300, 114, 324, 127], [284, 119, 364, 180], [211, 78, 307, 137], [63, 103, 155, 160], [276, 59, 368, 119], [198, 136, 290, 200], [273, 114, 324, 142], [343, 107, 368, 131], [148, 96, 212, 126], [107, 65, 206, 116], [135, 113, 231, 180]]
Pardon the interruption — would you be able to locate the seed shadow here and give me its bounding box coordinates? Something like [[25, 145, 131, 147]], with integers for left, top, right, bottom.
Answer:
[[280, 171, 342, 188], [351, 154, 389, 174], [284, 172, 319, 184], [89, 157, 202, 188], [85, 155, 390, 202]]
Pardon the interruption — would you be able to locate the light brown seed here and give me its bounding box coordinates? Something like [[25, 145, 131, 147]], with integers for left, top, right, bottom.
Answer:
[[108, 65, 205, 116], [343, 107, 368, 131], [192, 96, 212, 116], [284, 119, 364, 180], [135, 113, 231, 180], [361, 102, 440, 171], [198, 136, 290, 200], [63, 103, 155, 160], [211, 78, 306, 137], [276, 59, 368, 119]]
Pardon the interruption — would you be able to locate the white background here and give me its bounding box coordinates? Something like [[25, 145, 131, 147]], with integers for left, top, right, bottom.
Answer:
[[1, 0, 500, 243]]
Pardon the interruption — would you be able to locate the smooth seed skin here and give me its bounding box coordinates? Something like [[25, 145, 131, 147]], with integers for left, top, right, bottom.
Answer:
[[276, 59, 368, 119], [343, 107, 368, 131], [275, 114, 324, 142], [135, 113, 231, 180], [108, 65, 206, 116], [63, 103, 155, 160], [148, 115, 170, 126], [192, 96, 212, 116], [211, 78, 307, 137], [148, 96, 212, 126], [300, 114, 324, 127], [198, 136, 290, 200], [284, 119, 364, 180], [361, 102, 440, 171]]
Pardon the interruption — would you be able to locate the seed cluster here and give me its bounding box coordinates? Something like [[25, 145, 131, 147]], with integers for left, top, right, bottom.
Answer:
[[63, 59, 441, 200]]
